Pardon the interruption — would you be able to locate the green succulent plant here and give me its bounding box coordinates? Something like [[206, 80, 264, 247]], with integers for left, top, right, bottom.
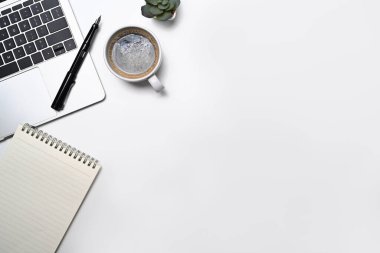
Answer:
[[141, 0, 181, 21]]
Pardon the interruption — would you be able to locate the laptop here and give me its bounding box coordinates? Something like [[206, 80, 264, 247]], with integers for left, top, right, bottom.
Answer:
[[0, 0, 105, 141]]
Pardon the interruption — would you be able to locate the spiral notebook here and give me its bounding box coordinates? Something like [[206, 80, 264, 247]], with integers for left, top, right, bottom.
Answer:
[[0, 124, 101, 253]]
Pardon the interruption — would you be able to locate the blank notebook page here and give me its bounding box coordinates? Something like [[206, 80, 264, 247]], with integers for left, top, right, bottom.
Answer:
[[0, 124, 100, 253]]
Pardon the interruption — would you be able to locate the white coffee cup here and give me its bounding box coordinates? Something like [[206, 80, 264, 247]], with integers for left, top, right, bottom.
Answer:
[[104, 26, 164, 92]]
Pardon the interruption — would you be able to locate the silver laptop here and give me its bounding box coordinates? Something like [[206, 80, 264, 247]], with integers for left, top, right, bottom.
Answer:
[[0, 0, 105, 141]]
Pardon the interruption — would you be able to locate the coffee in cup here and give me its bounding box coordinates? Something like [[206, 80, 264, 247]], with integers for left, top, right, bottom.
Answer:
[[104, 26, 164, 92]]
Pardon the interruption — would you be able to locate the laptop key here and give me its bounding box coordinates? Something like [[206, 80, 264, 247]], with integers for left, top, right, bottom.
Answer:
[[0, 42, 4, 53], [40, 11, 52, 23], [9, 12, 21, 24], [18, 56, 33, 69], [30, 2, 43, 15], [0, 16, 10, 28], [51, 6, 63, 19], [14, 34, 27, 46], [8, 24, 20, 36], [46, 28, 72, 46], [0, 29, 9, 41], [3, 51, 15, 63], [24, 42, 36, 54], [63, 39, 76, 51], [12, 4, 23, 11], [31, 51, 43, 64], [0, 62, 19, 79], [13, 47, 26, 59], [35, 37, 47, 49], [0, 56, 3, 66], [23, 0, 34, 7], [19, 20, 31, 32], [36, 25, 48, 37], [29, 16, 42, 27], [47, 17, 67, 33], [41, 0, 59, 11], [25, 29, 38, 42], [1, 8, 12, 16], [42, 47, 54, 60], [20, 7, 32, 19], [52, 43, 65, 55], [4, 38, 15, 50]]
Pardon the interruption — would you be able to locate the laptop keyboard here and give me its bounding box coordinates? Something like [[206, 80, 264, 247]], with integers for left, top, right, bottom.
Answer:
[[0, 0, 76, 79]]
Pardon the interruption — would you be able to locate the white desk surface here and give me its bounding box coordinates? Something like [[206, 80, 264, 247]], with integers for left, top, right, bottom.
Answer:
[[2, 0, 380, 252]]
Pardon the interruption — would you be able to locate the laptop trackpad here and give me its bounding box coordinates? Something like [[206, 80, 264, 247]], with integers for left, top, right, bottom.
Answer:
[[0, 68, 57, 138]]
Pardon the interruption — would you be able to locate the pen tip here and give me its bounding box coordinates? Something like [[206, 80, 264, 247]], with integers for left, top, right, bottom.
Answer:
[[95, 16, 101, 24]]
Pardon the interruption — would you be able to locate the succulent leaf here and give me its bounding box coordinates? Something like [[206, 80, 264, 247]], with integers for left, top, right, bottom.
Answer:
[[167, 1, 175, 11], [146, 0, 159, 6], [156, 11, 173, 21], [141, 5, 155, 18], [148, 5, 164, 15], [158, 3, 169, 9], [168, 0, 180, 10], [162, 0, 169, 5]]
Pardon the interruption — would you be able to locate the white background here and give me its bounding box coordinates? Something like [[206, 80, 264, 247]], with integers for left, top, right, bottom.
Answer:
[[2, 0, 380, 252]]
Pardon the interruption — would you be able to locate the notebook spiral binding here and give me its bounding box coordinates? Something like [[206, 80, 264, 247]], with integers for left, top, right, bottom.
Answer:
[[21, 123, 98, 169]]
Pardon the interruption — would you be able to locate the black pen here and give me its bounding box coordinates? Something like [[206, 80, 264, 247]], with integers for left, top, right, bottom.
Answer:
[[51, 16, 101, 111]]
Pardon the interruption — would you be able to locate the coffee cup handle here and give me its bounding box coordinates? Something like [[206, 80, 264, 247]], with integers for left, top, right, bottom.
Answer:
[[148, 75, 164, 92]]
